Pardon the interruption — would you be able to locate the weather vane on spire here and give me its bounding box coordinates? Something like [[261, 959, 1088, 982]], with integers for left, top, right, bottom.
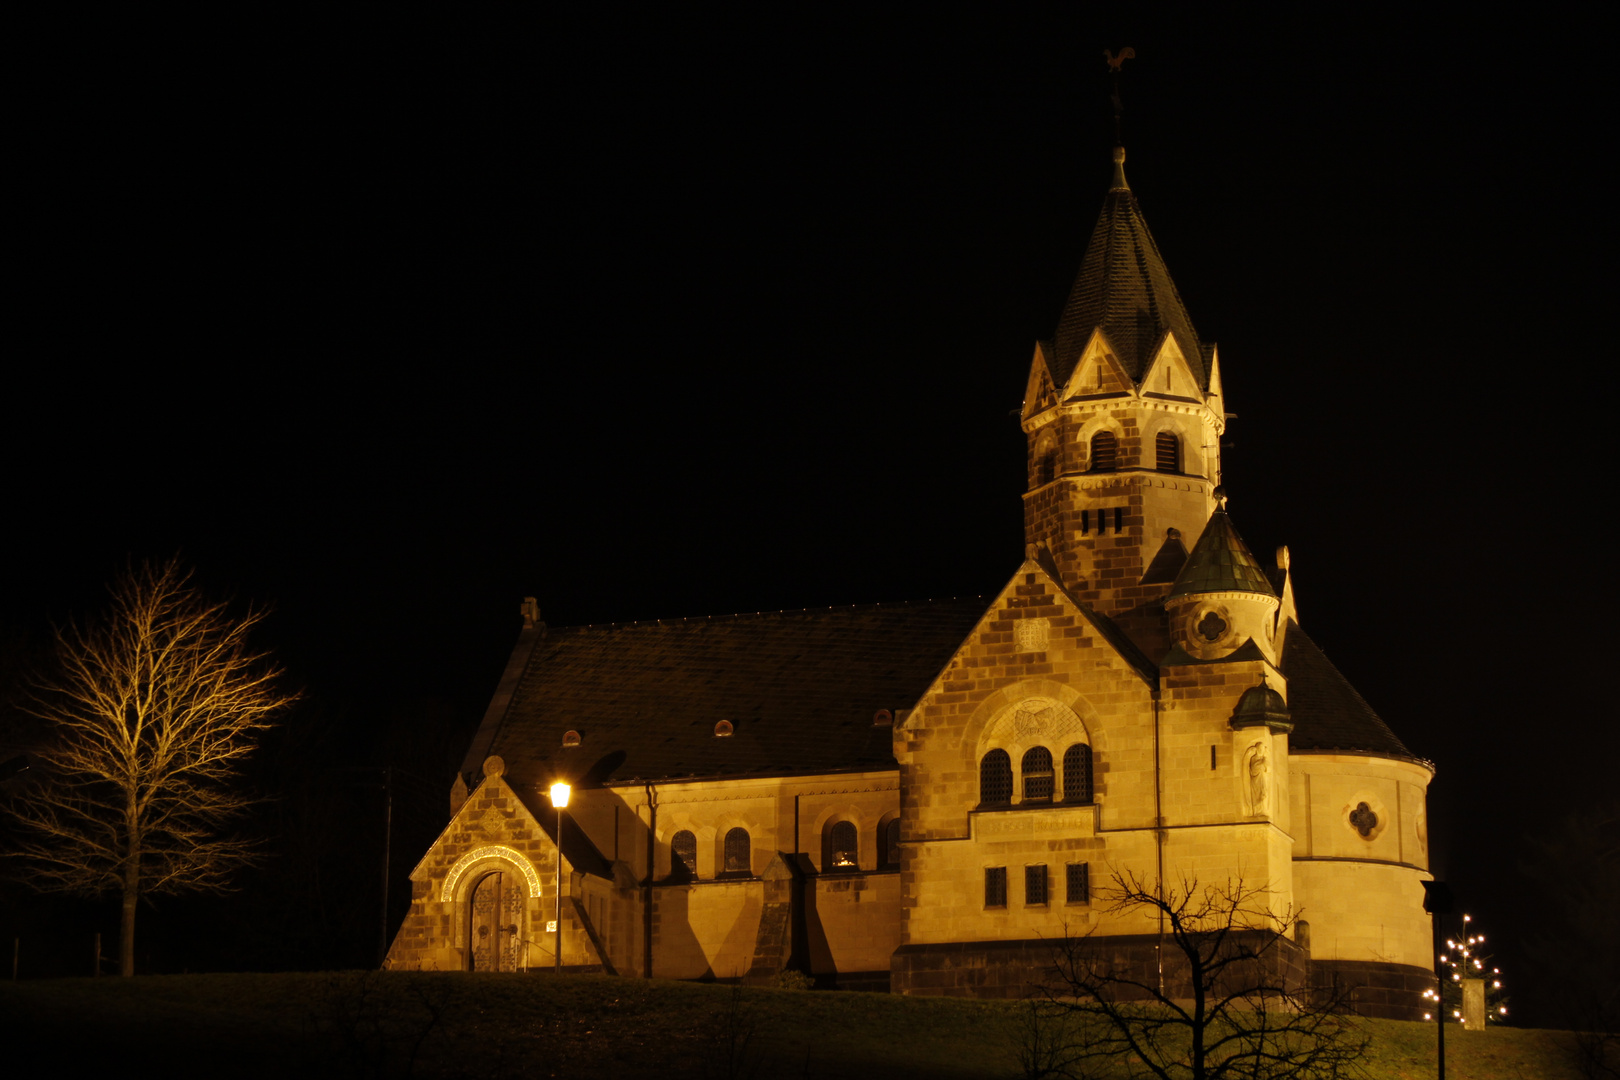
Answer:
[[1104, 46, 1135, 145]]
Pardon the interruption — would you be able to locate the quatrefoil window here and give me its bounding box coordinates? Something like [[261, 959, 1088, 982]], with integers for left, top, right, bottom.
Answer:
[[1197, 611, 1228, 642], [1349, 802, 1379, 839]]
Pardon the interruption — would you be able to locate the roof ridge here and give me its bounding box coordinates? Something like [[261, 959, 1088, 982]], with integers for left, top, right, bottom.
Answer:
[[547, 595, 991, 632]]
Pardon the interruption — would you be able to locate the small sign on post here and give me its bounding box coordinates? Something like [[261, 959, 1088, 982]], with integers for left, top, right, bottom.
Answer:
[[546, 920, 557, 933]]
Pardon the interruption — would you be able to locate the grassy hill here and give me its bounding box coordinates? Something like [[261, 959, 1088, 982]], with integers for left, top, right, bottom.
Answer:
[[0, 971, 1585, 1079]]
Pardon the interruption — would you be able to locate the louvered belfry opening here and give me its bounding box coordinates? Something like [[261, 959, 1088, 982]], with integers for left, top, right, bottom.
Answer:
[[1156, 432, 1180, 473], [1034, 447, 1057, 487], [980, 750, 1013, 805], [1021, 747, 1054, 802], [1090, 431, 1117, 472]]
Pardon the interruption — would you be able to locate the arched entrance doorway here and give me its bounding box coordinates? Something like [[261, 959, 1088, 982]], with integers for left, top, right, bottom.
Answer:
[[469, 870, 524, 971]]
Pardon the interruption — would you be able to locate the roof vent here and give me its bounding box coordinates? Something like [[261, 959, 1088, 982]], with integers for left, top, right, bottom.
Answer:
[[714, 720, 734, 738], [561, 730, 581, 748], [873, 709, 894, 727]]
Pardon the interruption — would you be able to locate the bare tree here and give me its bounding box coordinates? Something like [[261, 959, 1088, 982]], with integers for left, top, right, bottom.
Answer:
[[2, 559, 297, 975], [1017, 870, 1367, 1080]]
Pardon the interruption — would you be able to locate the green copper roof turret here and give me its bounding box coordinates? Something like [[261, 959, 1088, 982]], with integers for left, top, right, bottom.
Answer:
[[1167, 503, 1276, 601], [1230, 676, 1294, 733]]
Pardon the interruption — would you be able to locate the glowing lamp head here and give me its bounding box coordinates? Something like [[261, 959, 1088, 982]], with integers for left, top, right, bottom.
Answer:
[[550, 781, 571, 809]]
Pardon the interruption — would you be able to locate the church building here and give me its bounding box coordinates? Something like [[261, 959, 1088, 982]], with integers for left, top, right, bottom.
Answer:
[[384, 144, 1438, 1020]]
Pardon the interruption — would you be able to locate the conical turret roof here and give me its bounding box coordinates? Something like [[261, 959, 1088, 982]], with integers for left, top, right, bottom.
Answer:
[[1053, 147, 1205, 390], [1167, 506, 1276, 601]]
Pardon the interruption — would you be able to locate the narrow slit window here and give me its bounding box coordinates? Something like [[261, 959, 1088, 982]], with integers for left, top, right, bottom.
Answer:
[[1113, 507, 1124, 532], [1211, 745, 1217, 770], [985, 867, 1007, 908], [1081, 509, 1090, 535]]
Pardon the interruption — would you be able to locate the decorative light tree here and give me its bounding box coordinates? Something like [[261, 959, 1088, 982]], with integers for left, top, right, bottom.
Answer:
[[1421, 913, 1509, 1025]]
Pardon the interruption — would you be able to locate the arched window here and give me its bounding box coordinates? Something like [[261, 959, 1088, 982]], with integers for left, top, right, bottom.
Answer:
[[980, 750, 1013, 806], [723, 828, 751, 874], [1090, 431, 1117, 472], [824, 820, 858, 871], [671, 830, 697, 879], [880, 819, 901, 869], [1156, 432, 1180, 473], [1021, 747, 1054, 803], [1063, 744, 1093, 804]]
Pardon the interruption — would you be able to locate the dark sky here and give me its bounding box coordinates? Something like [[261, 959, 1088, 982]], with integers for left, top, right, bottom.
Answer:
[[7, 7, 1613, 1018]]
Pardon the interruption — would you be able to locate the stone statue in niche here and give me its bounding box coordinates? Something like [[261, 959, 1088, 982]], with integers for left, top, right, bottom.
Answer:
[[1245, 741, 1269, 815]]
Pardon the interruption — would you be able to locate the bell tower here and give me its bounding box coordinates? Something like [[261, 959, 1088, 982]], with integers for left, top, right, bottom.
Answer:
[[1021, 146, 1226, 658]]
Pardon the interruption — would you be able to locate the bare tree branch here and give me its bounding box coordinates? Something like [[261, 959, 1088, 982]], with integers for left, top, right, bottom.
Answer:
[[1, 559, 298, 975], [1017, 869, 1368, 1080]]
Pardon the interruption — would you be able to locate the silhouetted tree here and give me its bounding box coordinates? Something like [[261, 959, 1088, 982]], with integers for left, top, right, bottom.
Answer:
[[1, 560, 296, 975], [1017, 871, 1365, 1080]]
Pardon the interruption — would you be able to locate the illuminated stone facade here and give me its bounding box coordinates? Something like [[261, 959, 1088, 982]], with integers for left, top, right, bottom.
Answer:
[[386, 148, 1437, 1020]]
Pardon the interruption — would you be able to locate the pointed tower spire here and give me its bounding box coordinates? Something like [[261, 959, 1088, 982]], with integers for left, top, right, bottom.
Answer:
[[1018, 63, 1226, 660], [1053, 149, 1205, 390]]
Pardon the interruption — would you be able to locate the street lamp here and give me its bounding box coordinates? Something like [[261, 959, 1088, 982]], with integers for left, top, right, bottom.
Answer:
[[550, 781, 570, 975], [1423, 880, 1455, 1080]]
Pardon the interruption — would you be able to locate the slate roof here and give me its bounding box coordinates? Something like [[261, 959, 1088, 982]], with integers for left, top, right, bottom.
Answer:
[[481, 599, 989, 788], [1167, 510, 1277, 600], [1053, 149, 1206, 390], [1282, 623, 1420, 761]]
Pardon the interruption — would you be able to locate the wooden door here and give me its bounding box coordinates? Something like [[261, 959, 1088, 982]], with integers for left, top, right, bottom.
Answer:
[[470, 871, 522, 971]]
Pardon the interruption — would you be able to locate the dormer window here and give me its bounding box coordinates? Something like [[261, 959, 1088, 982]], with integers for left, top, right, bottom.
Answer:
[[714, 720, 734, 737], [561, 730, 581, 748]]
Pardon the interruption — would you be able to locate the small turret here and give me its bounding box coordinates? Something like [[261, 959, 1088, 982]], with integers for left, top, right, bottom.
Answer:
[[1229, 675, 1293, 733], [1164, 493, 1279, 661]]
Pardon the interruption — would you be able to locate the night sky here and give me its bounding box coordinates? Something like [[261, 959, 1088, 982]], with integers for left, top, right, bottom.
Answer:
[[6, 7, 1612, 1021]]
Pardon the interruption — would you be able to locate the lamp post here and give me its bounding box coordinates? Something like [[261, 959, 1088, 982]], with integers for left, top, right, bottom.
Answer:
[[1423, 880, 1455, 1080], [550, 781, 570, 976]]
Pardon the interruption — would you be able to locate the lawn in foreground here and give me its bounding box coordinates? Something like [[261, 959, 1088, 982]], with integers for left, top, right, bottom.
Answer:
[[0, 971, 1585, 1079]]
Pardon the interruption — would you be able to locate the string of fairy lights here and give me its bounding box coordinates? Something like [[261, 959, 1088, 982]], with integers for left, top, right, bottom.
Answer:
[[1421, 913, 1509, 1024]]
